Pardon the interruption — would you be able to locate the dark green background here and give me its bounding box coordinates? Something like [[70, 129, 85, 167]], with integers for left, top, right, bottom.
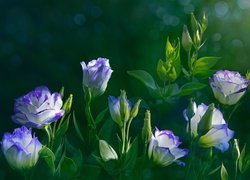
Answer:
[[1, 0, 250, 179]]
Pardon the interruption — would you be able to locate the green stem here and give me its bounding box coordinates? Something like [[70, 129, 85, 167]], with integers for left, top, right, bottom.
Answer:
[[125, 118, 133, 152], [44, 125, 51, 148]]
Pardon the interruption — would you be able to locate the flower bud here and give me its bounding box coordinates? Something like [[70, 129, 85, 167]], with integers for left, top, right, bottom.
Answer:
[[130, 99, 141, 119], [232, 139, 240, 161], [120, 90, 130, 122], [191, 13, 198, 32], [99, 140, 118, 162], [194, 30, 201, 49], [142, 110, 152, 144], [201, 12, 208, 32], [62, 94, 73, 115], [157, 60, 177, 82], [182, 25, 193, 52], [197, 103, 214, 136]]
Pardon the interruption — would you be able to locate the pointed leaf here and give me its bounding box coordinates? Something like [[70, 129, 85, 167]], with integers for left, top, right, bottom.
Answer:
[[98, 117, 114, 140], [123, 137, 138, 174], [73, 111, 85, 143], [194, 57, 220, 71], [39, 146, 56, 173], [95, 108, 108, 125], [220, 163, 229, 180], [173, 82, 207, 96], [127, 70, 157, 90]]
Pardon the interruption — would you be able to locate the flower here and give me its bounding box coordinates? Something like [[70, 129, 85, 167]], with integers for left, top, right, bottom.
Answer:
[[1, 126, 42, 171], [184, 102, 234, 152], [12, 86, 64, 128], [80, 58, 113, 98], [148, 127, 188, 167], [108, 95, 131, 127], [209, 70, 249, 105]]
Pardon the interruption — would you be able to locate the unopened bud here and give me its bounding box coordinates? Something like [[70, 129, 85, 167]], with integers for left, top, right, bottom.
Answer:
[[182, 25, 193, 52], [120, 90, 130, 122], [130, 99, 141, 119], [62, 94, 73, 114], [194, 30, 201, 50], [142, 110, 152, 144], [197, 103, 214, 136], [191, 13, 198, 32], [201, 12, 208, 32]]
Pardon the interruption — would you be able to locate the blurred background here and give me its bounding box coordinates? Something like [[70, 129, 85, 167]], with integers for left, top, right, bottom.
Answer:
[[1, 0, 250, 179]]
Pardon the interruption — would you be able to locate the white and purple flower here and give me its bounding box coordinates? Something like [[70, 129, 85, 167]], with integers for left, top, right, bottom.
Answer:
[[148, 128, 188, 167], [184, 102, 234, 152], [12, 86, 64, 128], [1, 126, 42, 170], [108, 95, 131, 127], [81, 58, 113, 98], [209, 70, 249, 105]]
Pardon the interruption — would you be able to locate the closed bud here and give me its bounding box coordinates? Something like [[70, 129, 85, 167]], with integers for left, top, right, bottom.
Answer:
[[157, 60, 177, 82], [99, 140, 118, 162], [186, 98, 196, 120], [201, 12, 208, 32], [232, 139, 240, 161], [62, 94, 73, 114], [130, 99, 141, 119], [120, 90, 130, 122], [191, 13, 198, 32], [182, 25, 193, 52], [197, 103, 214, 136], [194, 30, 201, 49], [142, 110, 152, 144], [166, 38, 174, 59]]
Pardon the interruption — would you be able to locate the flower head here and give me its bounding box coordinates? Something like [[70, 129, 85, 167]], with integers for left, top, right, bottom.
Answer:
[[148, 127, 188, 167], [209, 70, 249, 105], [1, 126, 42, 171], [184, 102, 234, 152], [80, 58, 113, 98], [12, 86, 64, 128]]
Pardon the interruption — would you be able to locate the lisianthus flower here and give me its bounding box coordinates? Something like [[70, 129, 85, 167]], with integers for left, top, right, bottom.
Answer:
[[12, 86, 64, 128], [209, 70, 249, 105]]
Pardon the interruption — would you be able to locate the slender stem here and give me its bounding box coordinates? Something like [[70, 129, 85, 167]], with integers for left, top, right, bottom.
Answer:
[[125, 118, 133, 152], [121, 126, 126, 154], [44, 125, 51, 148], [235, 160, 238, 180]]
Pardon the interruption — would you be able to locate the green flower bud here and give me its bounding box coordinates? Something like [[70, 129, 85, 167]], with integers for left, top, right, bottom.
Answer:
[[191, 13, 198, 32], [197, 103, 214, 136], [62, 94, 73, 115], [130, 99, 141, 119], [142, 110, 152, 144], [166, 38, 175, 59], [232, 139, 240, 161], [120, 90, 130, 122], [194, 30, 201, 50], [201, 12, 208, 32], [185, 98, 195, 120], [157, 60, 177, 82], [182, 25, 193, 52]]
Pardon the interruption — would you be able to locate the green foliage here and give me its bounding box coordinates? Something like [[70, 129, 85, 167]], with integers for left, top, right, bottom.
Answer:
[[220, 163, 229, 180]]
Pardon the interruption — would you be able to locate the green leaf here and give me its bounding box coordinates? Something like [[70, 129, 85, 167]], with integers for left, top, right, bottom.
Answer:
[[73, 111, 85, 143], [239, 144, 250, 173], [172, 82, 207, 96], [98, 117, 114, 140], [193, 69, 217, 79], [193, 57, 220, 71], [123, 137, 138, 174], [39, 146, 56, 173], [127, 70, 157, 90], [55, 114, 70, 139], [82, 164, 101, 179], [59, 156, 78, 178], [95, 108, 108, 125], [220, 163, 229, 180]]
